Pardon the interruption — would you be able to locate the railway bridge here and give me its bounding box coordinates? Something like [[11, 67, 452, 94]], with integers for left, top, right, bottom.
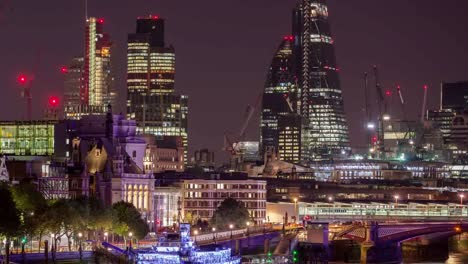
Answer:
[[334, 221, 468, 263]]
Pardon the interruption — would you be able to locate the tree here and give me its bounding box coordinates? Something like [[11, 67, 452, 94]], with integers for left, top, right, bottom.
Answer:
[[11, 183, 47, 245], [111, 202, 148, 240], [11, 183, 47, 213], [184, 212, 194, 224], [211, 198, 249, 230], [46, 199, 86, 250], [70, 196, 112, 240], [0, 184, 21, 238]]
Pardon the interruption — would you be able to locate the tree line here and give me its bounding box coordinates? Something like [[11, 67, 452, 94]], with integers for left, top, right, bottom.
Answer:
[[0, 182, 148, 253]]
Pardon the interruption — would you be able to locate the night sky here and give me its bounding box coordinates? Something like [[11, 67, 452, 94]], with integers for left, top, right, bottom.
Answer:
[[1, 0, 468, 163]]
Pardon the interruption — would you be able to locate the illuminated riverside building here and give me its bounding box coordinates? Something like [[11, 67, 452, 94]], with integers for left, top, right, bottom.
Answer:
[[182, 179, 267, 224], [293, 0, 350, 161], [64, 17, 115, 119], [154, 186, 183, 228], [38, 162, 70, 199], [261, 37, 295, 157], [127, 15, 188, 163], [0, 121, 55, 156]]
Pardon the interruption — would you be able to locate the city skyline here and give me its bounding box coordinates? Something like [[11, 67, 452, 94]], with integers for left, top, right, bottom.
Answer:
[[2, 0, 468, 163]]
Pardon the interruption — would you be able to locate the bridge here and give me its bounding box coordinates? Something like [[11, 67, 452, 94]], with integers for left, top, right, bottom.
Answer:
[[298, 201, 468, 221], [333, 221, 468, 263]]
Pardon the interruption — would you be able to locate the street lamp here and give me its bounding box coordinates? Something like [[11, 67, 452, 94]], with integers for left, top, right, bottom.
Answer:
[[104, 232, 108, 242], [193, 230, 198, 245], [78, 232, 83, 260], [328, 197, 334, 220], [212, 227, 216, 244], [394, 195, 400, 218], [293, 198, 299, 223], [128, 232, 133, 249], [229, 224, 234, 239], [50, 234, 55, 254], [459, 194, 465, 217]]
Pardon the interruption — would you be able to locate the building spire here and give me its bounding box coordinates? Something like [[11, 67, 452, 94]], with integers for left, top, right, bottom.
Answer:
[[85, 0, 88, 21]]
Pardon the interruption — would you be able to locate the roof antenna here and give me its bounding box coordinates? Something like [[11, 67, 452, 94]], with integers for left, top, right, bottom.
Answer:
[[85, 0, 88, 21]]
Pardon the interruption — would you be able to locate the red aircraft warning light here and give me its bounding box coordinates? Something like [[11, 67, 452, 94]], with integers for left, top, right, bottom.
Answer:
[[60, 66, 68, 74], [423, 84, 428, 90], [385, 90, 392, 97], [17, 74, 27, 84], [49, 96, 59, 107], [98, 18, 104, 23]]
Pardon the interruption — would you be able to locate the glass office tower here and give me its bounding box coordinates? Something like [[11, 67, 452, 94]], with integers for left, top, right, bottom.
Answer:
[[260, 37, 296, 158], [293, 0, 350, 161], [127, 16, 188, 164]]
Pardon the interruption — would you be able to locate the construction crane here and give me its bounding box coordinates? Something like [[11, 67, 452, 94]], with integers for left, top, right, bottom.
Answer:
[[17, 50, 41, 120], [421, 84, 428, 123], [372, 65, 387, 158], [364, 72, 374, 149], [395, 84, 415, 146], [223, 92, 262, 156]]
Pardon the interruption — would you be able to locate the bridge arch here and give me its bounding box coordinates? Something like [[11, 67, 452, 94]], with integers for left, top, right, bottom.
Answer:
[[336, 222, 468, 245]]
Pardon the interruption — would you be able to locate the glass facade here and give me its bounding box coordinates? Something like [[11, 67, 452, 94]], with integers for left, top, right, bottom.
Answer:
[[278, 114, 302, 163], [0, 121, 55, 155], [64, 57, 84, 111], [84, 17, 113, 107], [293, 0, 350, 161], [260, 38, 296, 157], [441, 81, 468, 112], [127, 16, 188, 164], [65, 17, 114, 119]]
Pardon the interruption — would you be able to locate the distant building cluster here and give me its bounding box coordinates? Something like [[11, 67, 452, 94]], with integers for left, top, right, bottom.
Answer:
[[260, 0, 350, 165], [3, 0, 468, 232]]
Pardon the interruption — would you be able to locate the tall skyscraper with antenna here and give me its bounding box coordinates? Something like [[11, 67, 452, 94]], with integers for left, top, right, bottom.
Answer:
[[64, 16, 115, 119]]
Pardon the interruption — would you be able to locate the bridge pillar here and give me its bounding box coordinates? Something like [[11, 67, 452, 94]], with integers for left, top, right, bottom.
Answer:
[[360, 222, 377, 264], [264, 238, 270, 254], [360, 242, 374, 264], [235, 239, 240, 255]]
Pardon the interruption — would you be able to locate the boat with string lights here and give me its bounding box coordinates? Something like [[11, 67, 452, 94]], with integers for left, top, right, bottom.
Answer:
[[136, 224, 241, 264]]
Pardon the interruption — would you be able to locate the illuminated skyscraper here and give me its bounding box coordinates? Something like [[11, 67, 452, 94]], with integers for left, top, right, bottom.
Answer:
[[84, 17, 113, 106], [293, 0, 350, 161], [64, 17, 115, 119], [127, 15, 188, 164], [428, 81, 468, 154], [64, 57, 84, 111], [260, 37, 296, 159]]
